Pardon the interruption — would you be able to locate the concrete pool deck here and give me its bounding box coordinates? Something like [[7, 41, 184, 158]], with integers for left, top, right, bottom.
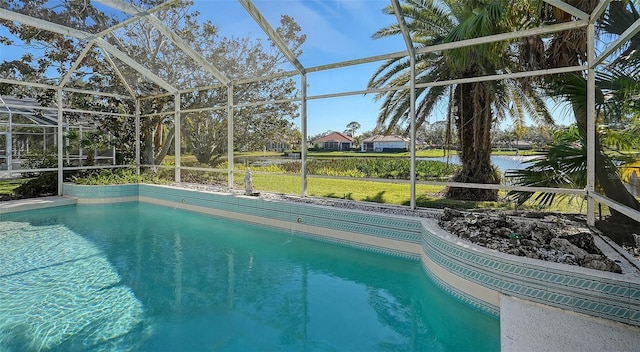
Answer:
[[0, 195, 76, 214], [502, 295, 640, 352], [3, 194, 640, 351]]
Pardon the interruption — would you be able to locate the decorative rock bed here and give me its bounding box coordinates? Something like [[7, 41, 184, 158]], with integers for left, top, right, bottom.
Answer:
[[438, 208, 622, 273]]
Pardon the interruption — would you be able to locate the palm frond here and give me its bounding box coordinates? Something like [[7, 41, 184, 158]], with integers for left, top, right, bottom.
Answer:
[[506, 143, 586, 206]]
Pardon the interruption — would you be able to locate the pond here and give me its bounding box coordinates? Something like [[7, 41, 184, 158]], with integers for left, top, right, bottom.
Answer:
[[418, 155, 538, 172], [422, 155, 640, 197]]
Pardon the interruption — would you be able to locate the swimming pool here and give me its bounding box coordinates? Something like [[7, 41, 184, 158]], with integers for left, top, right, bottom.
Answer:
[[0, 202, 499, 351]]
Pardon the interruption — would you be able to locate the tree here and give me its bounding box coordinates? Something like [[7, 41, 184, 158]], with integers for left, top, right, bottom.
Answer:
[[112, 2, 305, 165], [515, 0, 640, 223], [0, 1, 306, 166], [183, 110, 227, 164], [369, 0, 552, 201], [308, 130, 333, 142], [345, 121, 361, 137], [419, 120, 449, 147]]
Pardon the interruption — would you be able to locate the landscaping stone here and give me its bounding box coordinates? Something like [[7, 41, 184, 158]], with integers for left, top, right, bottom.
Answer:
[[438, 208, 623, 273]]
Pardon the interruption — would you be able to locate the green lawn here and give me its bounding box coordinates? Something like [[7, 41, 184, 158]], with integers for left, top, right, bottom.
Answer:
[[234, 172, 588, 213], [0, 170, 590, 215], [0, 178, 31, 196]]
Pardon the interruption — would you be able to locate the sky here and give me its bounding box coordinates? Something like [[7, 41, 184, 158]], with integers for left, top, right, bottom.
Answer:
[[0, 0, 575, 137], [0, 0, 414, 137], [192, 0, 574, 135], [192, 0, 411, 137]]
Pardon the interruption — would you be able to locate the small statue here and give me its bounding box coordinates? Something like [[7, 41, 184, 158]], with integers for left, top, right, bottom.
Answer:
[[244, 167, 254, 195]]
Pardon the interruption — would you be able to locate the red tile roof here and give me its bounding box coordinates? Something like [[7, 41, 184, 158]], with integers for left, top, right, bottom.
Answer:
[[311, 131, 354, 143]]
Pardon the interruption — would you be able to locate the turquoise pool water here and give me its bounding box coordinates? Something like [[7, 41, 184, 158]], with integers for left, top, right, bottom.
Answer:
[[0, 203, 499, 351]]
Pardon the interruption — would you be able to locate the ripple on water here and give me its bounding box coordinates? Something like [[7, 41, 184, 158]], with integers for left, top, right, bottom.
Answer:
[[0, 221, 150, 351]]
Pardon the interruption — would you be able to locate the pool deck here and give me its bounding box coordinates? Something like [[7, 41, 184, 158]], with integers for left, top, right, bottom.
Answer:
[[3, 195, 640, 351], [502, 295, 640, 352], [0, 196, 76, 214]]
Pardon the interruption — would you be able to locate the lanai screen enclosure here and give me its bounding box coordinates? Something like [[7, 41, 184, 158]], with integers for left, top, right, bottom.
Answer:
[[0, 0, 639, 226]]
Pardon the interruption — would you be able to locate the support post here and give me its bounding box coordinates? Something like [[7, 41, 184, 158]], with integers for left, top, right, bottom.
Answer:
[[57, 89, 63, 195], [586, 23, 596, 226], [111, 133, 116, 165], [79, 125, 83, 165], [135, 99, 141, 175], [409, 51, 416, 210], [65, 120, 70, 165], [391, 0, 417, 209], [7, 110, 12, 174], [174, 93, 181, 183], [301, 74, 308, 197], [228, 84, 234, 189]]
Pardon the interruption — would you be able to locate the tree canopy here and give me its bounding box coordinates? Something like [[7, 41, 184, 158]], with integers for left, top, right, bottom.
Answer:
[[0, 0, 306, 165]]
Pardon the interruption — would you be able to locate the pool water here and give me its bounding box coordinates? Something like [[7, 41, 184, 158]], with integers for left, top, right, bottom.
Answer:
[[0, 203, 499, 351]]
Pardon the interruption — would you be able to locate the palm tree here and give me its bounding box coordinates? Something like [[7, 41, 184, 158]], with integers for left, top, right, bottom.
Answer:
[[516, 0, 640, 224], [346, 121, 361, 137], [368, 0, 552, 201]]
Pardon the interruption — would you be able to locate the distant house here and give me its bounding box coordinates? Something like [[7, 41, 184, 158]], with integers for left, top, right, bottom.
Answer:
[[512, 140, 533, 150], [311, 131, 354, 150], [493, 140, 534, 150], [361, 135, 409, 152], [265, 141, 290, 152]]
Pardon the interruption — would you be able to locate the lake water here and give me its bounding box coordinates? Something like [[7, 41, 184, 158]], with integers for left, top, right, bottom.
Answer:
[[419, 155, 539, 172]]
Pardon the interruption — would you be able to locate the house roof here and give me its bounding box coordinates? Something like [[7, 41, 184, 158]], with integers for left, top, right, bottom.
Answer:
[[362, 135, 409, 143], [312, 131, 354, 143]]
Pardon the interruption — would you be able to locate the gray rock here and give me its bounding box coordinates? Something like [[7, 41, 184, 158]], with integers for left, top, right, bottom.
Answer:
[[550, 238, 589, 259], [495, 227, 512, 238], [520, 239, 539, 247], [579, 254, 622, 273], [173, 183, 629, 273], [564, 232, 599, 253]]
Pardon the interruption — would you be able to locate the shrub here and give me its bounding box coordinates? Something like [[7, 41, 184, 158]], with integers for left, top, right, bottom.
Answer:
[[240, 158, 459, 179], [70, 168, 169, 185]]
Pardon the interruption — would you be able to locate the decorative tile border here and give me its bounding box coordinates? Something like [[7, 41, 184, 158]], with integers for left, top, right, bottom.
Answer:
[[421, 260, 500, 316], [61, 183, 640, 326]]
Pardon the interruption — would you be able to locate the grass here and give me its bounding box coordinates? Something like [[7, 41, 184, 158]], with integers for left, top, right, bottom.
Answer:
[[0, 152, 593, 216], [235, 172, 588, 213], [0, 178, 32, 196]]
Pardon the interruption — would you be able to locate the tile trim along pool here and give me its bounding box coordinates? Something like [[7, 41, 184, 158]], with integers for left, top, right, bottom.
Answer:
[[4, 183, 638, 328]]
